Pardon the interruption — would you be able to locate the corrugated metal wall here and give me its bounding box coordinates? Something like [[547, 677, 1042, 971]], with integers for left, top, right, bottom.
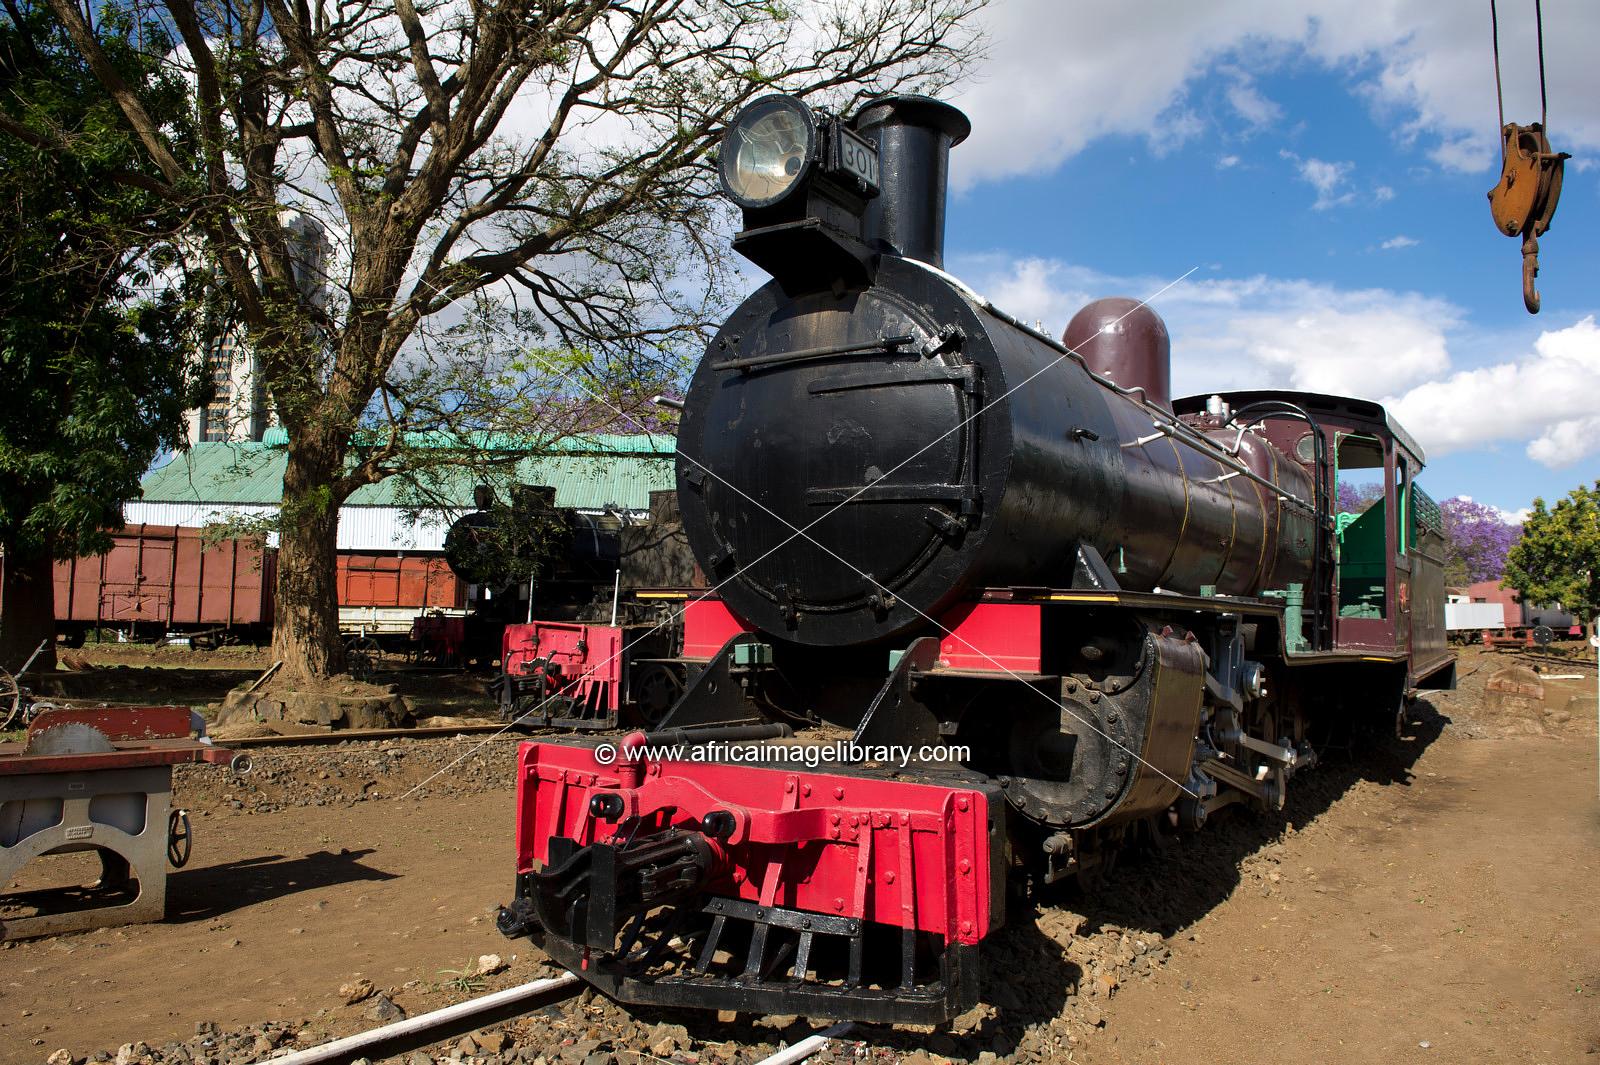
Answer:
[[122, 502, 462, 551], [123, 501, 647, 551]]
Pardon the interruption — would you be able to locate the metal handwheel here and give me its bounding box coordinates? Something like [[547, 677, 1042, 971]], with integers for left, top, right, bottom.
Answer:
[[167, 807, 193, 867], [346, 635, 382, 681], [0, 668, 21, 730]]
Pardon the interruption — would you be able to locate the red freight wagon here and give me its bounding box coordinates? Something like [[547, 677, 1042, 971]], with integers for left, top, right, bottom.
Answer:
[[336, 554, 462, 610], [53, 524, 274, 644], [46, 526, 467, 648], [337, 553, 467, 647]]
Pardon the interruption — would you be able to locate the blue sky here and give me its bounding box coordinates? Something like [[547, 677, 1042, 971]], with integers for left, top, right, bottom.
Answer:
[[930, 0, 1600, 519]]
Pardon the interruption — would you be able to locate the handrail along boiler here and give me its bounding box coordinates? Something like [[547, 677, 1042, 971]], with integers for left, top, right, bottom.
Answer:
[[497, 94, 1455, 1023]]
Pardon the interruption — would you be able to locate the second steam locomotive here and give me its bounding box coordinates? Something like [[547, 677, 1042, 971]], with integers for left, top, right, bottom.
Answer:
[[497, 93, 1454, 1023]]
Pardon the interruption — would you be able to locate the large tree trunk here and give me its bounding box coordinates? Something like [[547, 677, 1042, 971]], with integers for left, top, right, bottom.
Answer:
[[271, 439, 347, 681], [0, 548, 58, 674]]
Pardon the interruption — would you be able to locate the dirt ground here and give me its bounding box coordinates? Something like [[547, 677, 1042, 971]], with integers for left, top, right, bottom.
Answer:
[[57, 643, 275, 671], [2, 645, 1596, 1065], [1080, 705, 1599, 1064], [17, 642, 500, 725]]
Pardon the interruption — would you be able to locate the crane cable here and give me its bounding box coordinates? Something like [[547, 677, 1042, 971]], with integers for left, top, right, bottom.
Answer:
[[1486, 0, 1567, 314], [1489, 0, 1551, 139]]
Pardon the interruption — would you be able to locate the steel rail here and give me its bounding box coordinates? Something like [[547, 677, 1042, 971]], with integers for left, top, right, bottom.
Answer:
[[760, 1023, 857, 1065], [257, 971, 854, 1065], [257, 973, 581, 1065], [221, 722, 531, 749]]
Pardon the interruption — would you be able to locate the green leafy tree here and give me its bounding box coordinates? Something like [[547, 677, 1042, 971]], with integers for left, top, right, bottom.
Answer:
[[44, 0, 986, 680], [1503, 480, 1600, 636], [0, 1, 210, 672]]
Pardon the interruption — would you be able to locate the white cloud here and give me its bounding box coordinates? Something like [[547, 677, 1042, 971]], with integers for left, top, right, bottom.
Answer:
[[956, 255, 1098, 333], [1217, 154, 1242, 169], [1455, 496, 1531, 524], [1427, 134, 1494, 174], [1174, 281, 1455, 396], [950, 253, 1458, 402], [948, 256, 1600, 469], [1226, 79, 1284, 128], [1282, 150, 1357, 209], [1385, 316, 1600, 468], [1146, 105, 1207, 157], [949, 0, 1600, 188], [1381, 234, 1420, 249], [1527, 415, 1600, 465], [1374, 185, 1396, 202]]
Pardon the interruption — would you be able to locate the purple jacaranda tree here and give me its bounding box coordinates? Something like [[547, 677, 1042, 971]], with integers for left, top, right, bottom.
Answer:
[[1439, 496, 1522, 585], [1336, 481, 1384, 513]]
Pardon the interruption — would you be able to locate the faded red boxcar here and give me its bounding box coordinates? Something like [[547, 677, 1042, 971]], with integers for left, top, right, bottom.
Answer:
[[336, 554, 462, 610], [49, 526, 465, 644], [54, 524, 275, 638]]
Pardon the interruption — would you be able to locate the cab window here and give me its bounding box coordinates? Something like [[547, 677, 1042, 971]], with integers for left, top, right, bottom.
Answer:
[[1335, 433, 1387, 619]]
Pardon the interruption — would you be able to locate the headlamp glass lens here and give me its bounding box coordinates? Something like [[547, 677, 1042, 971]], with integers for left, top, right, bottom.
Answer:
[[725, 105, 811, 205]]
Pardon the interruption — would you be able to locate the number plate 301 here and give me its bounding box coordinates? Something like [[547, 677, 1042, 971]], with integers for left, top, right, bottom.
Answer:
[[836, 128, 880, 191]]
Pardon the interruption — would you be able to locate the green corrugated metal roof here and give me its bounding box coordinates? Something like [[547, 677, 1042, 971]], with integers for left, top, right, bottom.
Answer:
[[141, 444, 288, 504], [140, 434, 677, 512], [260, 426, 675, 455]]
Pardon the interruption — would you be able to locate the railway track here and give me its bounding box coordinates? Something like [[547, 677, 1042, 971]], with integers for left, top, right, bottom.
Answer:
[[220, 721, 531, 749], [263, 971, 855, 1065], [1505, 648, 1593, 669]]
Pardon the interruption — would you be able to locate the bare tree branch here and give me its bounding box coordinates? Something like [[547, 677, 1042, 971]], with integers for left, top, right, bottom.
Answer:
[[44, 0, 987, 678]]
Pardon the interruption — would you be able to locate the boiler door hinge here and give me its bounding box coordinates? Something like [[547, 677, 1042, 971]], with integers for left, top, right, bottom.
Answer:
[[921, 324, 965, 358]]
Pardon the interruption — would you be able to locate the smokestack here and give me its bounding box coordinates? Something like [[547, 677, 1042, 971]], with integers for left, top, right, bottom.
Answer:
[[852, 96, 971, 269]]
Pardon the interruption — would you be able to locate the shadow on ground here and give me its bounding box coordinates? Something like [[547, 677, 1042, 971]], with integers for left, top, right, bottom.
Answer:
[[168, 847, 399, 920], [787, 701, 1449, 1059]]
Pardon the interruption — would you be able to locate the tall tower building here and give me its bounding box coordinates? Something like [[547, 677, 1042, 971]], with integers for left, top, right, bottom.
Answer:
[[188, 327, 267, 443], [186, 211, 332, 444]]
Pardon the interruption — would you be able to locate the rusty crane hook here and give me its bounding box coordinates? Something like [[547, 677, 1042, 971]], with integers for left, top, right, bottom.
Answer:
[[1486, 0, 1568, 313], [1490, 124, 1567, 313]]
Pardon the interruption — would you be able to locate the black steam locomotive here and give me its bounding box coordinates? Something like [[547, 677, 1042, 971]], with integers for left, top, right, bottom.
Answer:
[[408, 485, 624, 668], [423, 485, 705, 727], [497, 94, 1455, 1023]]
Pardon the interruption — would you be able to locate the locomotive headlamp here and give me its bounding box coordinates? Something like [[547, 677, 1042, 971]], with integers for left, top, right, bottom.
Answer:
[[719, 95, 818, 209], [717, 94, 882, 288], [718, 94, 880, 212]]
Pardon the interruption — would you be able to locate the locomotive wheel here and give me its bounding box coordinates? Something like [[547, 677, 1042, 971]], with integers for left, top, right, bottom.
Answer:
[[511, 692, 550, 725], [1135, 812, 1181, 857], [167, 808, 193, 867], [1244, 673, 1283, 753], [1072, 835, 1120, 891], [632, 663, 686, 727], [0, 668, 21, 730]]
